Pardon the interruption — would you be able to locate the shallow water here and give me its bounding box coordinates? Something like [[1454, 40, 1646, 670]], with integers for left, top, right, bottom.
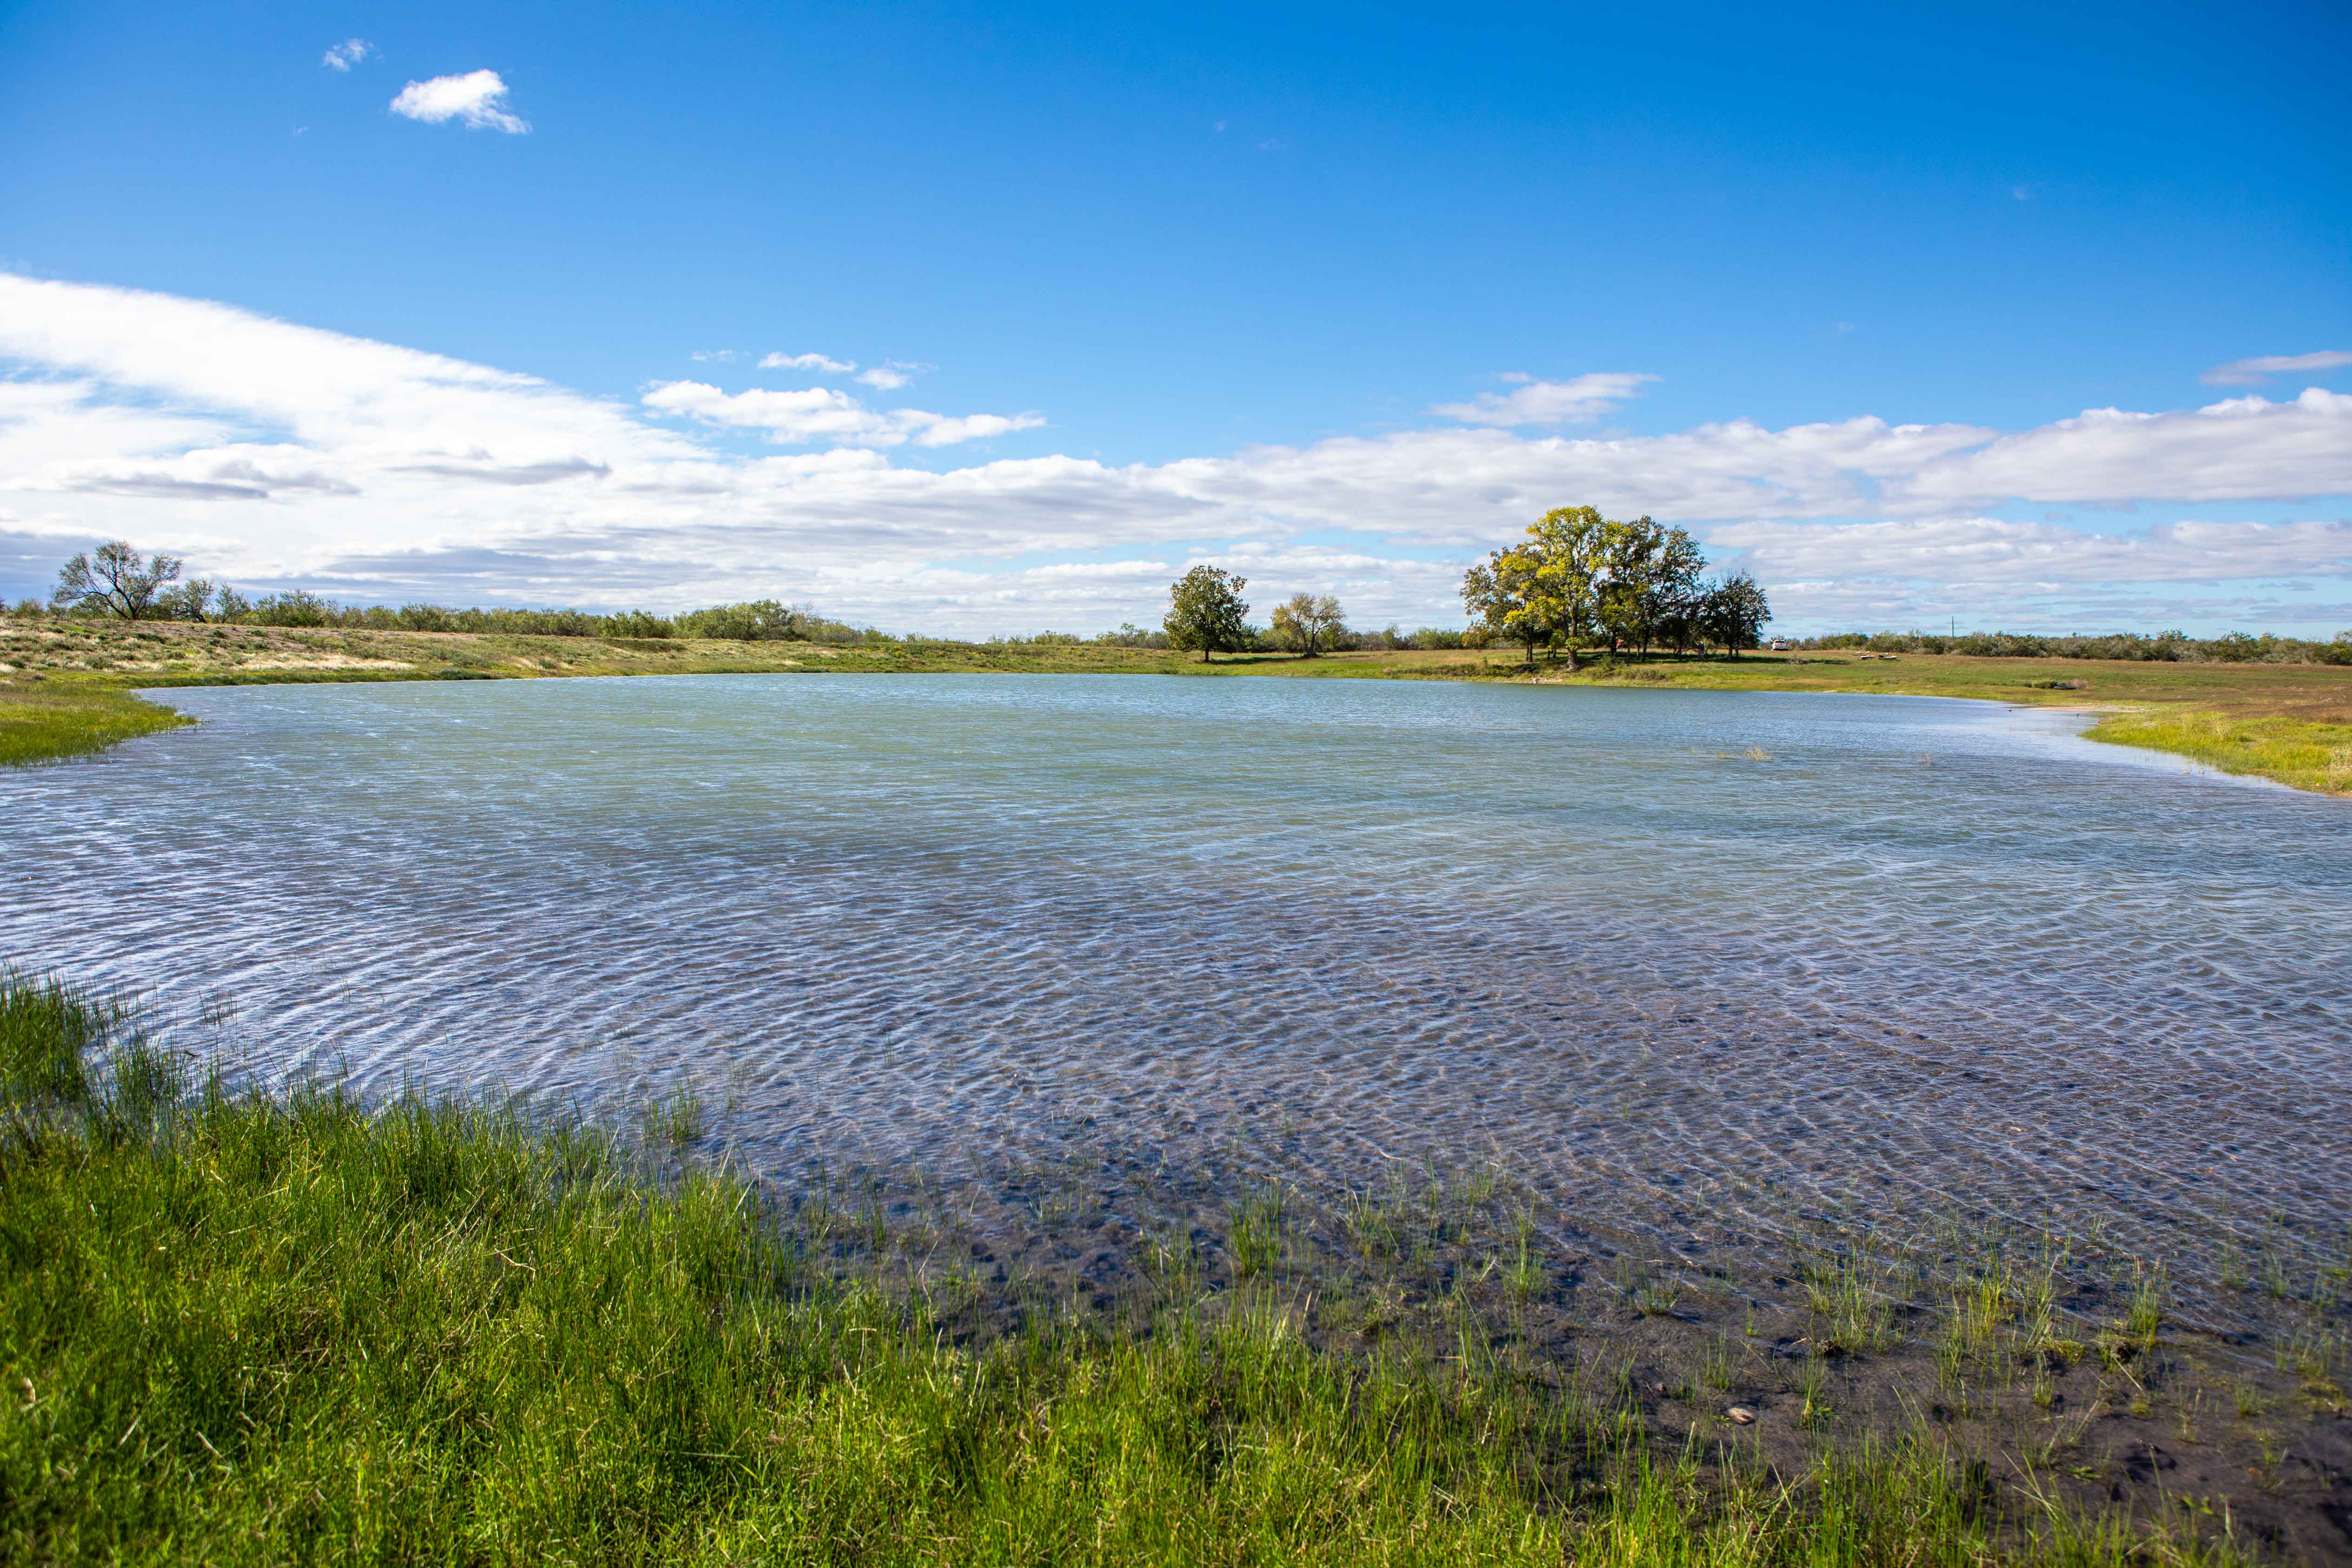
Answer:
[[5, 673, 2347, 1274]]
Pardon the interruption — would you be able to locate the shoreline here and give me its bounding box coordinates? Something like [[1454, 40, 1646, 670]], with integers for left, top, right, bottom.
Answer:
[[3, 616, 2347, 794]]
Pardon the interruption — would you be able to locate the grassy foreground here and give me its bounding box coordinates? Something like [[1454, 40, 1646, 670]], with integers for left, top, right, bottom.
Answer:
[[0, 976, 2252, 1566], [5, 614, 2349, 796]]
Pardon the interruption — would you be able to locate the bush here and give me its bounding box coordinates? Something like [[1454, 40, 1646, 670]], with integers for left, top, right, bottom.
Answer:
[[602, 610, 674, 639], [245, 589, 333, 628], [1789, 629, 2346, 664], [674, 600, 829, 642]]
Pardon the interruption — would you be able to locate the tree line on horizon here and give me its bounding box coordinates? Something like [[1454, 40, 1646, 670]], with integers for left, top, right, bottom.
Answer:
[[1161, 506, 1769, 665], [22, 537, 2352, 666]]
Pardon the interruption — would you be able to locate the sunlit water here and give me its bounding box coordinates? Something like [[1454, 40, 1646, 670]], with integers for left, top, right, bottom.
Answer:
[[5, 674, 2346, 1276]]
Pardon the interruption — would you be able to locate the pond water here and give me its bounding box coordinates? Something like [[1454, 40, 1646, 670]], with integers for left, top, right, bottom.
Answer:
[[5, 674, 2347, 1279]]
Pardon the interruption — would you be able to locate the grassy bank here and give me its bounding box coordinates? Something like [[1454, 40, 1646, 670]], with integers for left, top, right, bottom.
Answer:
[[0, 680, 189, 766], [0, 975, 2281, 1566], [2083, 710, 2352, 795], [6, 615, 2350, 796]]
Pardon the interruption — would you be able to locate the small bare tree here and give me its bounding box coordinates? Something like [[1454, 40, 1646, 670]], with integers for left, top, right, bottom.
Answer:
[[52, 541, 183, 620]]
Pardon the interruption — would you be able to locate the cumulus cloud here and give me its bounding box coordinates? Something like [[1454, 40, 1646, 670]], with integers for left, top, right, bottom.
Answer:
[[389, 70, 529, 133], [760, 352, 854, 373], [322, 39, 373, 72], [2200, 350, 2352, 387], [1430, 372, 1658, 426], [641, 380, 1043, 448], [1, 272, 2349, 632]]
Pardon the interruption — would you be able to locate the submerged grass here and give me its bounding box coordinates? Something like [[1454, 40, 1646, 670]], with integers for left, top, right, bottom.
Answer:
[[0, 975, 2270, 1565]]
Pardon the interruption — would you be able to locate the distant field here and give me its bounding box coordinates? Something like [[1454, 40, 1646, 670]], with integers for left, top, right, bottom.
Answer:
[[4, 617, 2347, 794]]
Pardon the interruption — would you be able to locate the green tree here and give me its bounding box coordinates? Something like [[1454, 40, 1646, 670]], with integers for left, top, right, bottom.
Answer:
[[1461, 554, 1547, 668], [1269, 592, 1347, 657], [1598, 518, 1705, 656], [1696, 571, 1771, 657], [157, 579, 224, 622], [52, 541, 182, 620], [1538, 506, 1614, 645], [1165, 565, 1251, 663], [1461, 505, 1616, 666]]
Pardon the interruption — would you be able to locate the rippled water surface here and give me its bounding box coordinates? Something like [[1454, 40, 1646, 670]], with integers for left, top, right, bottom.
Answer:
[[6, 674, 2347, 1264]]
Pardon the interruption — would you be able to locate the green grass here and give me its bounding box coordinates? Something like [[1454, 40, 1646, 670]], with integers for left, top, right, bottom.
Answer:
[[0, 681, 189, 766], [2086, 709, 2352, 796], [0, 975, 2259, 1566]]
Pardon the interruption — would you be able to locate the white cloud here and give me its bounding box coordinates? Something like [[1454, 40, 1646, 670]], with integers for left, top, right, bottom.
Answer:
[[322, 39, 373, 72], [905, 411, 1047, 447], [690, 349, 739, 364], [641, 380, 1042, 448], [1430, 372, 1658, 426], [2200, 350, 2352, 387], [389, 70, 529, 134], [857, 361, 929, 391], [1, 272, 2348, 633], [1890, 392, 2352, 509], [760, 352, 855, 373], [1710, 516, 2352, 586]]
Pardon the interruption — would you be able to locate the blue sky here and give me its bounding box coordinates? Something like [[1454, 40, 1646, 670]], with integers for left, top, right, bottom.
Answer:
[[1, 0, 2347, 633]]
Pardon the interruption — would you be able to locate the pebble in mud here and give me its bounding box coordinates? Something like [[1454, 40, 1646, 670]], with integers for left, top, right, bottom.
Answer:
[[1727, 1407, 1756, 1425]]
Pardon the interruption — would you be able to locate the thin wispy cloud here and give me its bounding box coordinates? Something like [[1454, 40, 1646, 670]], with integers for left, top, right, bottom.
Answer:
[[322, 39, 373, 72], [2200, 350, 2352, 387], [389, 71, 530, 134], [1430, 372, 1658, 427], [1, 274, 2347, 631], [760, 352, 855, 373], [857, 361, 929, 391], [641, 380, 1042, 448], [1711, 516, 2352, 585]]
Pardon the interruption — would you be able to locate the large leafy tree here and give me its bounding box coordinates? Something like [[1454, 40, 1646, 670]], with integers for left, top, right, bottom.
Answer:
[[1696, 571, 1771, 656], [1460, 505, 1618, 665], [1597, 517, 1706, 656], [52, 541, 182, 620], [1164, 565, 1251, 663], [1269, 593, 1347, 657], [1461, 551, 1551, 669], [1470, 507, 1724, 664], [1539, 505, 1614, 644]]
